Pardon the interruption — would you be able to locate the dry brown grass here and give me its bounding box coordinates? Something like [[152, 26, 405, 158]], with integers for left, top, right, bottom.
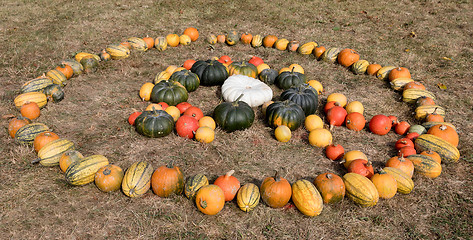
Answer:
[[1, 0, 472, 239]]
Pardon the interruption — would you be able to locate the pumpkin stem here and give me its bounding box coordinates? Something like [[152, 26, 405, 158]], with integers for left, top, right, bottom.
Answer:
[[103, 168, 111, 175], [200, 198, 207, 209], [273, 170, 280, 182], [326, 173, 332, 179], [166, 160, 174, 169], [31, 158, 41, 164], [377, 167, 386, 174], [225, 170, 235, 178], [234, 94, 244, 103], [439, 125, 447, 131]]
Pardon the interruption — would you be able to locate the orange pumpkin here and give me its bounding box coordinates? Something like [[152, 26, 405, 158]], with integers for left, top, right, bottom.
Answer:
[[385, 155, 414, 178], [337, 49, 360, 67], [427, 124, 459, 147], [388, 67, 411, 81], [55, 64, 73, 79], [262, 35, 278, 48], [216, 34, 226, 43], [20, 102, 40, 120], [59, 150, 84, 172], [142, 36, 155, 49], [425, 108, 445, 122], [314, 172, 345, 204], [213, 170, 240, 201], [403, 81, 425, 90], [345, 112, 366, 131], [420, 150, 442, 164], [366, 64, 382, 76], [313, 46, 326, 60], [347, 159, 374, 178], [287, 40, 300, 52], [416, 96, 435, 106], [120, 41, 132, 49], [371, 169, 397, 199], [183, 59, 196, 70], [183, 27, 199, 42], [8, 116, 31, 138], [95, 164, 124, 192], [260, 171, 292, 208], [195, 184, 225, 215], [151, 162, 184, 197], [166, 34, 180, 47], [33, 131, 60, 152], [240, 33, 253, 44], [342, 150, 368, 168]]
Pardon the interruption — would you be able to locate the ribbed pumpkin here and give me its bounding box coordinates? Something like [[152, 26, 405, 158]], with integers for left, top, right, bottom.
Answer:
[[407, 154, 442, 178], [33, 131, 59, 152], [80, 56, 99, 73], [265, 100, 305, 131], [151, 162, 184, 197], [292, 180, 323, 217], [65, 155, 109, 186], [260, 171, 292, 208], [427, 124, 458, 147], [169, 69, 200, 92], [383, 167, 414, 194], [251, 34, 263, 48], [184, 174, 209, 199], [105, 44, 130, 59], [154, 37, 168, 51], [20, 76, 53, 93], [259, 68, 279, 85], [385, 155, 414, 178], [227, 62, 258, 78], [313, 46, 326, 60], [15, 123, 49, 145], [14, 92, 48, 109], [213, 95, 255, 132], [150, 80, 188, 106], [314, 172, 345, 204], [415, 105, 445, 120], [225, 30, 239, 45], [57, 63, 74, 77], [337, 49, 360, 67], [99, 49, 111, 61], [95, 164, 124, 192], [376, 66, 396, 81], [280, 84, 318, 116], [274, 38, 289, 50], [43, 84, 64, 103], [59, 150, 84, 173], [221, 75, 273, 107], [20, 102, 40, 120], [74, 52, 100, 62], [343, 173, 379, 207], [422, 121, 456, 132], [190, 59, 229, 86], [402, 89, 436, 104], [134, 110, 174, 138], [415, 134, 459, 163], [236, 183, 260, 212], [263, 35, 278, 48], [297, 42, 317, 55], [61, 59, 84, 76], [390, 77, 414, 91], [214, 170, 240, 201], [8, 116, 31, 138], [276, 69, 307, 90], [389, 67, 411, 81], [370, 169, 398, 199], [420, 150, 442, 164], [127, 37, 148, 51], [351, 59, 370, 75], [122, 161, 154, 198], [195, 185, 225, 215], [321, 47, 341, 63], [32, 139, 75, 166]]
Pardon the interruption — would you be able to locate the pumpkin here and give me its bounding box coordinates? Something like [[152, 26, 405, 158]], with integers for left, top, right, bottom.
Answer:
[[176, 102, 192, 114], [402, 89, 436, 104], [415, 134, 459, 163], [416, 96, 435, 106], [228, 62, 258, 78], [276, 69, 307, 90], [74, 52, 100, 62], [33, 131, 59, 152], [313, 46, 326, 60], [150, 80, 188, 106], [216, 34, 226, 43], [256, 63, 269, 73], [195, 185, 225, 215], [80, 56, 99, 73], [389, 67, 411, 81], [8, 116, 31, 138], [190, 59, 229, 86], [422, 121, 456, 132], [222, 75, 273, 107], [307, 80, 324, 94], [194, 126, 215, 143], [183, 59, 196, 70], [142, 36, 155, 49], [343, 173, 379, 207], [351, 59, 370, 75], [33, 139, 75, 166], [342, 150, 368, 168], [395, 138, 415, 150], [347, 159, 374, 178], [218, 55, 232, 65], [236, 183, 260, 212], [383, 167, 414, 194], [321, 47, 341, 63], [207, 34, 217, 44], [105, 44, 130, 59], [345, 112, 366, 131], [169, 69, 200, 92], [298, 42, 317, 55], [415, 105, 445, 120], [251, 34, 263, 48], [97, 49, 111, 61], [280, 84, 318, 116], [369, 115, 392, 135], [122, 161, 154, 198], [183, 106, 204, 120], [409, 124, 427, 135], [370, 169, 397, 199], [20, 76, 53, 93], [326, 93, 347, 107], [420, 150, 442, 164], [185, 174, 209, 199], [134, 109, 175, 138], [425, 109, 445, 122], [15, 123, 49, 145], [366, 64, 382, 76], [213, 95, 255, 132], [151, 162, 184, 197], [273, 125, 291, 142], [95, 164, 124, 192], [259, 68, 279, 85], [240, 33, 253, 44], [407, 154, 442, 178], [260, 171, 292, 208], [154, 71, 171, 83], [337, 48, 360, 67], [59, 150, 84, 173], [166, 34, 180, 47], [265, 100, 305, 131], [304, 114, 324, 132], [198, 116, 216, 130], [154, 37, 168, 51], [225, 30, 239, 45], [164, 106, 180, 122], [14, 92, 47, 109], [43, 84, 64, 103], [390, 77, 414, 91], [308, 128, 333, 148], [376, 66, 396, 81], [427, 124, 458, 147], [127, 37, 148, 51], [128, 112, 142, 125], [395, 121, 411, 135], [287, 40, 300, 52], [291, 180, 323, 217], [326, 106, 347, 130], [139, 82, 155, 101], [61, 59, 84, 76], [179, 34, 191, 45], [20, 102, 40, 120], [214, 170, 240, 201], [175, 115, 199, 139], [274, 38, 289, 50], [262, 35, 278, 47], [65, 155, 109, 186], [386, 155, 414, 178], [183, 27, 199, 41], [314, 172, 345, 204]]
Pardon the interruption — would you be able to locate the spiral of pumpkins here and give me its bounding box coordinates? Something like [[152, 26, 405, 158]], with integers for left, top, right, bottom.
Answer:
[[9, 27, 460, 216]]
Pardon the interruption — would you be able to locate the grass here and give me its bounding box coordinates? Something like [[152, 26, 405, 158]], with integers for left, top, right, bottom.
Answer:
[[1, 0, 473, 239]]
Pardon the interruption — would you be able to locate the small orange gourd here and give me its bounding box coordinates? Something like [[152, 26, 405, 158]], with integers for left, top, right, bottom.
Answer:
[[95, 164, 124, 192], [371, 169, 398, 199], [314, 172, 345, 204], [260, 171, 292, 208], [20, 102, 41, 120], [33, 131, 60, 152], [195, 184, 225, 215], [213, 170, 240, 201]]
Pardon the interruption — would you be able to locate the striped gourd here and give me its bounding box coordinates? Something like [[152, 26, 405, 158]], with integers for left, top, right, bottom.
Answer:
[[351, 59, 369, 75], [43, 84, 65, 103], [402, 89, 436, 104], [65, 155, 109, 186], [415, 105, 445, 120], [321, 47, 341, 63], [236, 183, 260, 212], [343, 173, 379, 207], [20, 77, 53, 93], [105, 44, 130, 60], [422, 121, 456, 131], [251, 35, 263, 48], [33, 139, 75, 166], [206, 34, 217, 44], [376, 66, 396, 81], [184, 173, 209, 199], [15, 123, 49, 145], [390, 77, 414, 91], [415, 134, 460, 163], [291, 179, 323, 217], [127, 37, 148, 51], [46, 69, 67, 87], [74, 52, 100, 62], [61, 59, 84, 76], [383, 167, 414, 194], [122, 161, 154, 198], [297, 42, 316, 55], [407, 154, 442, 178], [14, 91, 48, 109], [154, 37, 168, 51]]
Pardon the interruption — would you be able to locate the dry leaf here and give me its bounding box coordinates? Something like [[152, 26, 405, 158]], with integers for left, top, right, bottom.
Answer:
[[404, 48, 410, 52], [2, 114, 15, 119], [437, 83, 447, 90], [442, 57, 452, 61]]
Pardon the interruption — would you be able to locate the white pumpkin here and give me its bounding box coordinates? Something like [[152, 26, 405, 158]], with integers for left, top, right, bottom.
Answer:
[[221, 75, 273, 107]]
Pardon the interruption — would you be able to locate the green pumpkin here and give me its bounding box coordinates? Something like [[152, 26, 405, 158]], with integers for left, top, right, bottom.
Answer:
[[265, 100, 305, 130], [190, 59, 229, 86], [280, 84, 318, 116], [259, 68, 278, 85], [228, 61, 258, 78], [150, 80, 189, 106], [226, 30, 239, 46], [135, 110, 174, 138], [43, 84, 65, 103], [213, 95, 255, 132], [80, 56, 99, 73], [169, 69, 200, 92], [276, 70, 307, 90]]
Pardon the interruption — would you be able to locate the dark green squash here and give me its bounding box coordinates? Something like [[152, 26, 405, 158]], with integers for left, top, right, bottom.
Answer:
[[190, 60, 229, 86], [43, 84, 65, 103], [259, 68, 278, 85], [150, 80, 189, 106], [169, 69, 200, 92], [228, 61, 258, 78], [226, 30, 239, 46], [20, 77, 53, 93], [135, 109, 174, 138], [80, 56, 99, 73], [213, 95, 255, 132], [265, 100, 305, 130], [280, 84, 318, 116], [276, 69, 307, 90]]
